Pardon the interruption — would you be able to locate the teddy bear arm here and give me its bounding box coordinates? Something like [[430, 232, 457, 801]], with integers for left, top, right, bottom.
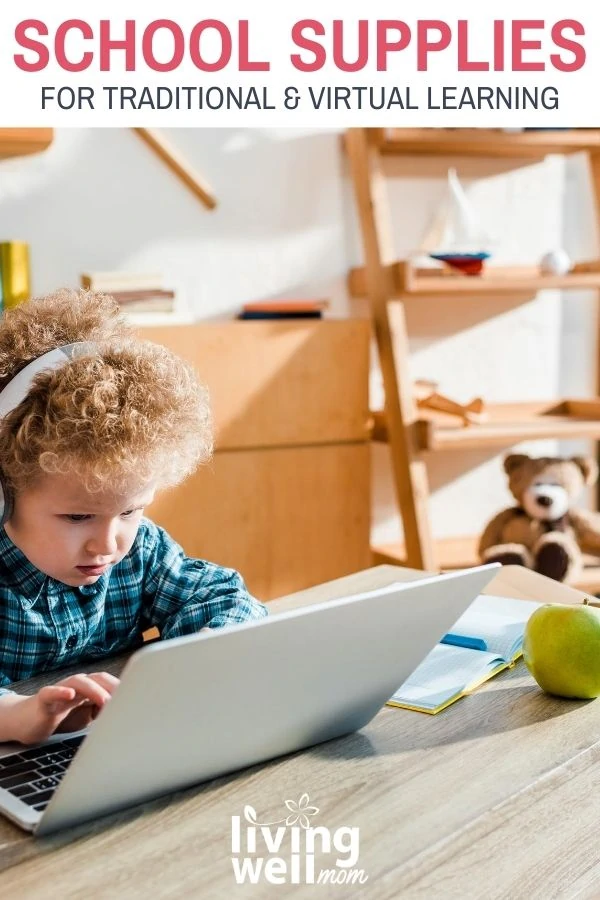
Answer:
[[569, 509, 600, 554], [478, 508, 520, 557]]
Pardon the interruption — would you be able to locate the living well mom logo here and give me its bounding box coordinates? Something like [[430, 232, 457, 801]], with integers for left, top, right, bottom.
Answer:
[[231, 793, 369, 886]]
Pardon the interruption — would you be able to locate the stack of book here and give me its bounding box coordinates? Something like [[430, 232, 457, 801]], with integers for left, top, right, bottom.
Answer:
[[238, 299, 329, 320], [80, 272, 176, 314]]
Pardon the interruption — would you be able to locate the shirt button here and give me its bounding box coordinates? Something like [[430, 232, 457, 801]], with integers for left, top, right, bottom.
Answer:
[[66, 635, 77, 650]]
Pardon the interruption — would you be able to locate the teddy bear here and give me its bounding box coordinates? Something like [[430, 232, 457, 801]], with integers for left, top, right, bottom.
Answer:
[[478, 453, 600, 583]]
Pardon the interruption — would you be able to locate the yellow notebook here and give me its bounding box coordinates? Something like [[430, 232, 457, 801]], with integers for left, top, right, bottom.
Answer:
[[387, 595, 541, 714]]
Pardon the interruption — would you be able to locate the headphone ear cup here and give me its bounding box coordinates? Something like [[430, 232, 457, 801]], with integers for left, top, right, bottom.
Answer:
[[0, 473, 13, 528]]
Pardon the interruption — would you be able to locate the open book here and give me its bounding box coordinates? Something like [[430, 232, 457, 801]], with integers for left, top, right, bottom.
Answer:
[[388, 594, 541, 714]]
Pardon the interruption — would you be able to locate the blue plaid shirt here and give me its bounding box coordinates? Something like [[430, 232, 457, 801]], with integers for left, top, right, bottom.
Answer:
[[0, 519, 267, 694]]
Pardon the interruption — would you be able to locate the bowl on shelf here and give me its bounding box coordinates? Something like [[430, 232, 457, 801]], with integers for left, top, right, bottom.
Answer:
[[429, 252, 491, 276]]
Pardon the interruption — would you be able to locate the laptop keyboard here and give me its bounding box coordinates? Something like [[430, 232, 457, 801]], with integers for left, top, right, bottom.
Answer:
[[0, 735, 85, 812]]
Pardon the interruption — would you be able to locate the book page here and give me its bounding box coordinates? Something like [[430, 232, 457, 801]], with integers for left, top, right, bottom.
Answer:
[[390, 643, 504, 711], [442, 595, 541, 662]]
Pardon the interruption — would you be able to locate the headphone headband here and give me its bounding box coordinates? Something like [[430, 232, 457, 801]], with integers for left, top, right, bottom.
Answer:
[[0, 341, 97, 526]]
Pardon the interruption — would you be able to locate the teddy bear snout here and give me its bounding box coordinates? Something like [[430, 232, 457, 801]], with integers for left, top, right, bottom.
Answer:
[[522, 483, 570, 521]]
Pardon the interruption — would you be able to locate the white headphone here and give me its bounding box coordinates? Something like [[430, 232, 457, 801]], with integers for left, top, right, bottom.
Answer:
[[0, 342, 96, 526]]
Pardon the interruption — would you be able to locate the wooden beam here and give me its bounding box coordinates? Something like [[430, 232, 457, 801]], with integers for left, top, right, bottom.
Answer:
[[373, 536, 600, 594], [133, 128, 217, 210], [380, 128, 600, 158], [0, 128, 53, 159], [345, 128, 435, 570], [348, 260, 600, 297]]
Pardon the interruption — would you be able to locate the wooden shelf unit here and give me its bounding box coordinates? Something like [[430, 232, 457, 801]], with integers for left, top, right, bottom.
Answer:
[[349, 260, 600, 297], [0, 129, 53, 159], [345, 127, 600, 575], [373, 537, 600, 595], [371, 400, 600, 451], [377, 128, 600, 159]]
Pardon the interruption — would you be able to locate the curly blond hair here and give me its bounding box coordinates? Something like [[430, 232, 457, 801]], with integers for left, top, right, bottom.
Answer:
[[0, 289, 213, 494]]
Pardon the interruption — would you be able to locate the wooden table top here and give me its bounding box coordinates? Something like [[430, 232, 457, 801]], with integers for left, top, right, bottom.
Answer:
[[0, 565, 598, 899]]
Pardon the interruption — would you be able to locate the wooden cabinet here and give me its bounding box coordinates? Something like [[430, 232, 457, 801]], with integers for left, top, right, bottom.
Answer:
[[136, 320, 371, 600]]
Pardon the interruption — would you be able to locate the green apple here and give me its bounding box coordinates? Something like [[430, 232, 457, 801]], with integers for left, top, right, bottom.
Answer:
[[523, 603, 600, 699]]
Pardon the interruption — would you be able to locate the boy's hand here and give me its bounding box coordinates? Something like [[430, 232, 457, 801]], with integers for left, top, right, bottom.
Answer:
[[12, 672, 120, 745]]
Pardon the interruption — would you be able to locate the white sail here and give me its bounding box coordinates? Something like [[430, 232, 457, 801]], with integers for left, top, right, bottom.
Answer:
[[421, 168, 493, 256]]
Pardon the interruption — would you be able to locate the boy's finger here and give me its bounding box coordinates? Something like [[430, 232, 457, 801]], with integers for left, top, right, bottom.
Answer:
[[59, 674, 112, 707], [38, 685, 77, 703], [86, 672, 120, 695]]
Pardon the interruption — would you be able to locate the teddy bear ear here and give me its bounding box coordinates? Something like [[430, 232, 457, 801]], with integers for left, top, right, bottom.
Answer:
[[570, 456, 599, 486], [503, 453, 531, 475]]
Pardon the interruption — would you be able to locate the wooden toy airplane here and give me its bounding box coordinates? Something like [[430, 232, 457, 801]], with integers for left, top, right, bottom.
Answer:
[[414, 379, 488, 425]]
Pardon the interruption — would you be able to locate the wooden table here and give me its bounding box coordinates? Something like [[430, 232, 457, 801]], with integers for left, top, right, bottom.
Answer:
[[0, 564, 598, 899]]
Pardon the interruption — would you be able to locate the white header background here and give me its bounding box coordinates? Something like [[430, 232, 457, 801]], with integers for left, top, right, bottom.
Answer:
[[0, 0, 597, 125]]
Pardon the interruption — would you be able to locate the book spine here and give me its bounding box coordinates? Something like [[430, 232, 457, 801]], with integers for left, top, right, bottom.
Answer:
[[109, 290, 176, 303], [238, 311, 322, 320], [242, 301, 329, 313], [0, 242, 30, 310], [118, 301, 175, 312], [81, 274, 164, 292]]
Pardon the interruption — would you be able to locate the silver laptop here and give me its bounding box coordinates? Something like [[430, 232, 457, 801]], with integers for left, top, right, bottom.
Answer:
[[0, 564, 498, 835]]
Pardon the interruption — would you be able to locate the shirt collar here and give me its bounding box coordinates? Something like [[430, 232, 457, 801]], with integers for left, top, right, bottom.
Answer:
[[0, 528, 106, 605], [0, 526, 48, 594], [0, 527, 62, 606]]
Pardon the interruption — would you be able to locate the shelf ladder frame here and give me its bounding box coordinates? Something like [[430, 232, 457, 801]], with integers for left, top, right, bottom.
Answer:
[[345, 128, 435, 570], [346, 126, 600, 575]]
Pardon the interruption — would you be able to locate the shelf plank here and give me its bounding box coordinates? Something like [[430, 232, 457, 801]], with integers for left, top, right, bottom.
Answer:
[[348, 262, 600, 297], [0, 129, 53, 159], [372, 400, 600, 451], [379, 129, 600, 159], [372, 537, 600, 594]]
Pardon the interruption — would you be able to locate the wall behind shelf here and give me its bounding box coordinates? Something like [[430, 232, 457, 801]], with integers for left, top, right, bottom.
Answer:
[[0, 128, 352, 319], [0, 128, 596, 545]]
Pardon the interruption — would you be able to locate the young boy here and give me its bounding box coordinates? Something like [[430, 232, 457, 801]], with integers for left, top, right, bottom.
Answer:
[[0, 289, 267, 745]]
